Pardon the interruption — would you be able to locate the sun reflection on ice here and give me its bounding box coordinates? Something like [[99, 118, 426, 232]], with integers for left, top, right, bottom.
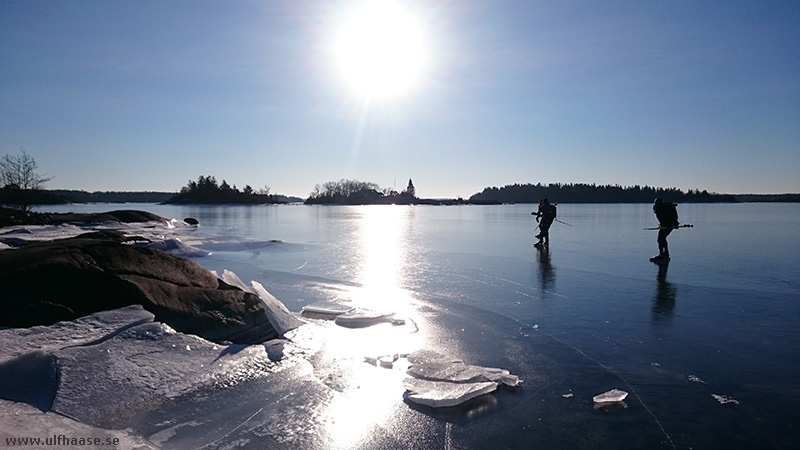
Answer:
[[353, 205, 415, 315], [315, 206, 425, 448]]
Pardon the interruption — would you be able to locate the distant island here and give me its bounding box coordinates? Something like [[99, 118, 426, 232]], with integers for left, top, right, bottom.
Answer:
[[305, 178, 478, 205], [164, 176, 301, 204]]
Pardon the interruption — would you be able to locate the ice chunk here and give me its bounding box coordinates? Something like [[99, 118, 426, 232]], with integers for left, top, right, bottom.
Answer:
[[301, 301, 355, 319], [401, 350, 520, 408], [593, 389, 629, 403], [219, 271, 305, 336], [250, 281, 305, 336], [688, 374, 707, 384], [403, 378, 498, 408], [405, 350, 520, 387], [222, 269, 251, 291], [712, 394, 739, 405], [378, 354, 399, 368], [334, 308, 395, 328]]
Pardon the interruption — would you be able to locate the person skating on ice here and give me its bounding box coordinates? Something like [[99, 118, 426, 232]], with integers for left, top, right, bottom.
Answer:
[[651, 197, 679, 262], [532, 197, 557, 247]]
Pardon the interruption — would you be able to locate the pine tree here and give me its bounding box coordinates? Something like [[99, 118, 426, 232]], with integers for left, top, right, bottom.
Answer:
[[404, 179, 416, 198]]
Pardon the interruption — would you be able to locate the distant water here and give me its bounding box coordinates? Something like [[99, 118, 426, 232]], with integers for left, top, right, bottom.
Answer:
[[34, 202, 800, 449]]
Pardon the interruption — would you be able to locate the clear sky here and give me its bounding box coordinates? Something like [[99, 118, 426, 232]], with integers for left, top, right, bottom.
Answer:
[[2, 0, 798, 199]]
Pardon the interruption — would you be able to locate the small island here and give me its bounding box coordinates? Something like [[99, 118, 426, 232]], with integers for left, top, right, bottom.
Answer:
[[165, 175, 288, 205]]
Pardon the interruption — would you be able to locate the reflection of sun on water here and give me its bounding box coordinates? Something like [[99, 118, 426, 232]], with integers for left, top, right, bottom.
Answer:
[[321, 206, 422, 448], [356, 205, 408, 306]]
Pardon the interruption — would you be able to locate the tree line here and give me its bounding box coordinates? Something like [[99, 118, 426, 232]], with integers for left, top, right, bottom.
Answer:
[[468, 183, 737, 204], [166, 175, 282, 204], [2, 149, 796, 209]]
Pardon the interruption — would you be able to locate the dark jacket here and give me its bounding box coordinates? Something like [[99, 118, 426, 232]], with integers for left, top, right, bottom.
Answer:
[[653, 202, 678, 227]]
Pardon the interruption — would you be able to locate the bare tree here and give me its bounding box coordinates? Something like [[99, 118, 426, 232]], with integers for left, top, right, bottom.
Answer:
[[0, 149, 53, 211]]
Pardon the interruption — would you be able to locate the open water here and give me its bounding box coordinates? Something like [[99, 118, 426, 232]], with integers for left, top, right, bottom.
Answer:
[[33, 202, 800, 449]]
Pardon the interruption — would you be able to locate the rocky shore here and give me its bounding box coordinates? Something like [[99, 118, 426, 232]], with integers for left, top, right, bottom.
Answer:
[[0, 208, 286, 345]]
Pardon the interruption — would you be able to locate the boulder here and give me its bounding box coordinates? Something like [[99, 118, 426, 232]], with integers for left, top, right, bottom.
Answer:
[[0, 231, 277, 344]]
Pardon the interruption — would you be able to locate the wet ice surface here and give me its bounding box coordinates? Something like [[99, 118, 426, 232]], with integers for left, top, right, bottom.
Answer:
[[2, 203, 799, 449]]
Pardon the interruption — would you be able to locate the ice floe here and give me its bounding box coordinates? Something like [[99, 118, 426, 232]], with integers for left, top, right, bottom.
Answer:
[[712, 394, 739, 405], [301, 301, 355, 319], [403, 378, 498, 408], [592, 388, 629, 403], [401, 350, 521, 408], [334, 308, 396, 328], [688, 374, 707, 384]]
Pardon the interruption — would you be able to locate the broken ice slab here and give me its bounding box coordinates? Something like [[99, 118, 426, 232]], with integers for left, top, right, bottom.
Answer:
[[300, 301, 355, 319], [251, 281, 305, 336], [334, 308, 395, 328], [402, 350, 521, 408], [378, 354, 399, 367], [403, 377, 498, 408], [218, 270, 305, 336], [712, 394, 740, 405], [405, 350, 521, 387], [592, 389, 628, 403]]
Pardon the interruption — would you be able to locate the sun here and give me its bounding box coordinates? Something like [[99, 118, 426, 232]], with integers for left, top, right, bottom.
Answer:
[[333, 1, 428, 100]]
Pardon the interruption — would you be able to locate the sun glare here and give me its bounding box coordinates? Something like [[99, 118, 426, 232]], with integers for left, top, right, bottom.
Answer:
[[333, 1, 428, 99]]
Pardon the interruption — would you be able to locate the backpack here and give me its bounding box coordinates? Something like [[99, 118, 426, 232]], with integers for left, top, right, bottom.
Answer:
[[548, 204, 557, 219], [655, 202, 678, 225]]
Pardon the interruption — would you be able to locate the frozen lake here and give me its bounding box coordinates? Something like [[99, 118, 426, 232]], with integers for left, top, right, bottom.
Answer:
[[18, 202, 800, 449]]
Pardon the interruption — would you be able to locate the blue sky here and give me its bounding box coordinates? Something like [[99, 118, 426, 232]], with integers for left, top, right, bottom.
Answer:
[[2, 0, 798, 199]]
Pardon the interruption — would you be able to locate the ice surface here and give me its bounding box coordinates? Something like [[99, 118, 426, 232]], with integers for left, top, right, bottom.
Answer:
[[0, 306, 290, 431], [0, 305, 154, 365], [0, 219, 207, 257], [51, 321, 278, 427], [593, 389, 629, 403], [137, 237, 210, 257], [0, 400, 158, 449]]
